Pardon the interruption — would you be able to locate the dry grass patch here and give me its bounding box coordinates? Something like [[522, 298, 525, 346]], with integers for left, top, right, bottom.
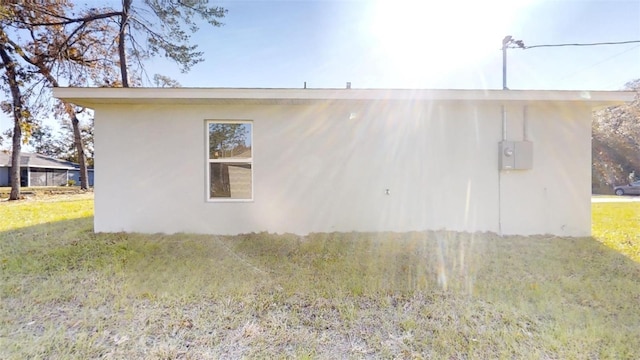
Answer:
[[1, 197, 640, 358]]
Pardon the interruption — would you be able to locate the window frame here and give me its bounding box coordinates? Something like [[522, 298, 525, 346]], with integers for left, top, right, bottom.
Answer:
[[205, 120, 254, 202]]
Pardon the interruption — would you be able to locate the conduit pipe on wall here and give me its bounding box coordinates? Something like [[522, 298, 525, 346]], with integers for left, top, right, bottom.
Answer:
[[523, 105, 529, 141], [502, 105, 507, 141], [498, 104, 507, 235], [501, 104, 530, 141]]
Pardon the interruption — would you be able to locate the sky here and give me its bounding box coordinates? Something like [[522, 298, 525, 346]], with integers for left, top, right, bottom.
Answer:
[[140, 0, 640, 90], [2, 0, 640, 139]]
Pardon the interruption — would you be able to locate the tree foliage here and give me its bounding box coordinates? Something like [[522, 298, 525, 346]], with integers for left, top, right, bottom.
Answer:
[[592, 79, 640, 192], [25, 120, 94, 166], [1, 1, 114, 194], [28, 124, 60, 157], [26, 0, 228, 86], [117, 0, 227, 85], [0, 0, 227, 198]]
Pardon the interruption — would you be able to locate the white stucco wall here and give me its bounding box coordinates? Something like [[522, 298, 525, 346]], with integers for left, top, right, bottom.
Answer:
[[499, 103, 592, 235], [89, 98, 593, 236]]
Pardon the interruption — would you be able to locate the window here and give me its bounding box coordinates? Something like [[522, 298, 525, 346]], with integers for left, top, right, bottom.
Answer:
[[207, 121, 253, 201]]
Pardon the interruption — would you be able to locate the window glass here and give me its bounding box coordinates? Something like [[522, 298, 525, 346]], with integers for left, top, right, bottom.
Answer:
[[209, 123, 252, 159], [210, 163, 252, 199], [207, 121, 253, 200]]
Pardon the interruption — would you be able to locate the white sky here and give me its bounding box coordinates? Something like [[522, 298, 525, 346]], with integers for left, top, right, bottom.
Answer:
[[2, 0, 640, 141]]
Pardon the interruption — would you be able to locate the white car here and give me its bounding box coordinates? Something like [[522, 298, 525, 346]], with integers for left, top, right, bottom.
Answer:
[[614, 180, 640, 196]]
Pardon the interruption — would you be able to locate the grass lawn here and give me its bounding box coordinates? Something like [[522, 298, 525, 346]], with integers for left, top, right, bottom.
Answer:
[[0, 193, 93, 232], [592, 202, 640, 262], [1, 195, 639, 359]]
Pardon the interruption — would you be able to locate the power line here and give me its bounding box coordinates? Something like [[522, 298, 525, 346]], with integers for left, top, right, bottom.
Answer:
[[501, 36, 640, 89], [558, 44, 640, 84], [512, 40, 640, 50]]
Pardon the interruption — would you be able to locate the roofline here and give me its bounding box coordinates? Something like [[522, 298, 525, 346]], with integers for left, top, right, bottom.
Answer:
[[53, 87, 635, 107], [0, 164, 77, 170], [0, 151, 89, 169], [0, 164, 94, 170]]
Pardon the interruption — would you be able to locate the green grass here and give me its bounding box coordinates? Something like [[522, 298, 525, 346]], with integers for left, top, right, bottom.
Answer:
[[1, 195, 640, 358], [592, 202, 640, 262], [0, 195, 93, 232]]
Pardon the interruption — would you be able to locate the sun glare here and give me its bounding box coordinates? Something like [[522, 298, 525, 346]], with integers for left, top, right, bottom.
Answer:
[[368, 0, 535, 86]]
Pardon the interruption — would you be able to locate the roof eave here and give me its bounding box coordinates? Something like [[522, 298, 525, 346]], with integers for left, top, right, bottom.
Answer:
[[53, 87, 635, 107]]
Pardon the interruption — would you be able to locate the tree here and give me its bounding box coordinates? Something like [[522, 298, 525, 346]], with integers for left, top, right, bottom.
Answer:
[[29, 124, 62, 157], [1, 1, 227, 197], [56, 116, 94, 166], [1, 1, 109, 194], [0, 26, 33, 199], [592, 80, 640, 193], [112, 0, 227, 87], [153, 74, 181, 88], [21, 1, 227, 86], [4, 1, 120, 189]]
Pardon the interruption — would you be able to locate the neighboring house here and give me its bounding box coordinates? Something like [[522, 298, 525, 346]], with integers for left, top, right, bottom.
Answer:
[[0, 151, 94, 187], [54, 88, 633, 236]]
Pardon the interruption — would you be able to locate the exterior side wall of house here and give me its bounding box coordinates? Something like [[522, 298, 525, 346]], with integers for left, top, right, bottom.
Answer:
[[69, 170, 95, 186], [499, 104, 592, 235], [0, 168, 88, 187], [0, 167, 8, 187], [93, 100, 591, 236]]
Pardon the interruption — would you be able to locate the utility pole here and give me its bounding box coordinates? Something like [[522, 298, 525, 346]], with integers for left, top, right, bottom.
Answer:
[[502, 35, 525, 90], [502, 36, 511, 90]]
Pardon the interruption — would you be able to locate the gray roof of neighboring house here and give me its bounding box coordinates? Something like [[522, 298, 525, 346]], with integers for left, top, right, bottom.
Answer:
[[0, 151, 79, 170]]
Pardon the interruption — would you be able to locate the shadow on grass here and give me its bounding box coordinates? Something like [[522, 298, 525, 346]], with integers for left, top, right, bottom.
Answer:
[[3, 221, 640, 301], [2, 221, 640, 358]]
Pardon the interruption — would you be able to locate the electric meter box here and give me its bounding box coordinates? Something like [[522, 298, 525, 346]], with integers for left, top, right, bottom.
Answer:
[[499, 141, 533, 170]]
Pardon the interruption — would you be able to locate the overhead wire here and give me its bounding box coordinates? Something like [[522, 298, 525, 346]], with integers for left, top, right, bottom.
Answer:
[[518, 40, 640, 49], [502, 38, 640, 89], [557, 43, 640, 85]]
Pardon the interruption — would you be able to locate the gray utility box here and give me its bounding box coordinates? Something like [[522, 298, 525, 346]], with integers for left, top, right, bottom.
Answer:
[[499, 141, 533, 170]]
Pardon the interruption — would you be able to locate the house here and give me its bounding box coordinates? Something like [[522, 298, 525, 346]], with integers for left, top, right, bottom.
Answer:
[[0, 151, 94, 187], [53, 88, 633, 236]]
